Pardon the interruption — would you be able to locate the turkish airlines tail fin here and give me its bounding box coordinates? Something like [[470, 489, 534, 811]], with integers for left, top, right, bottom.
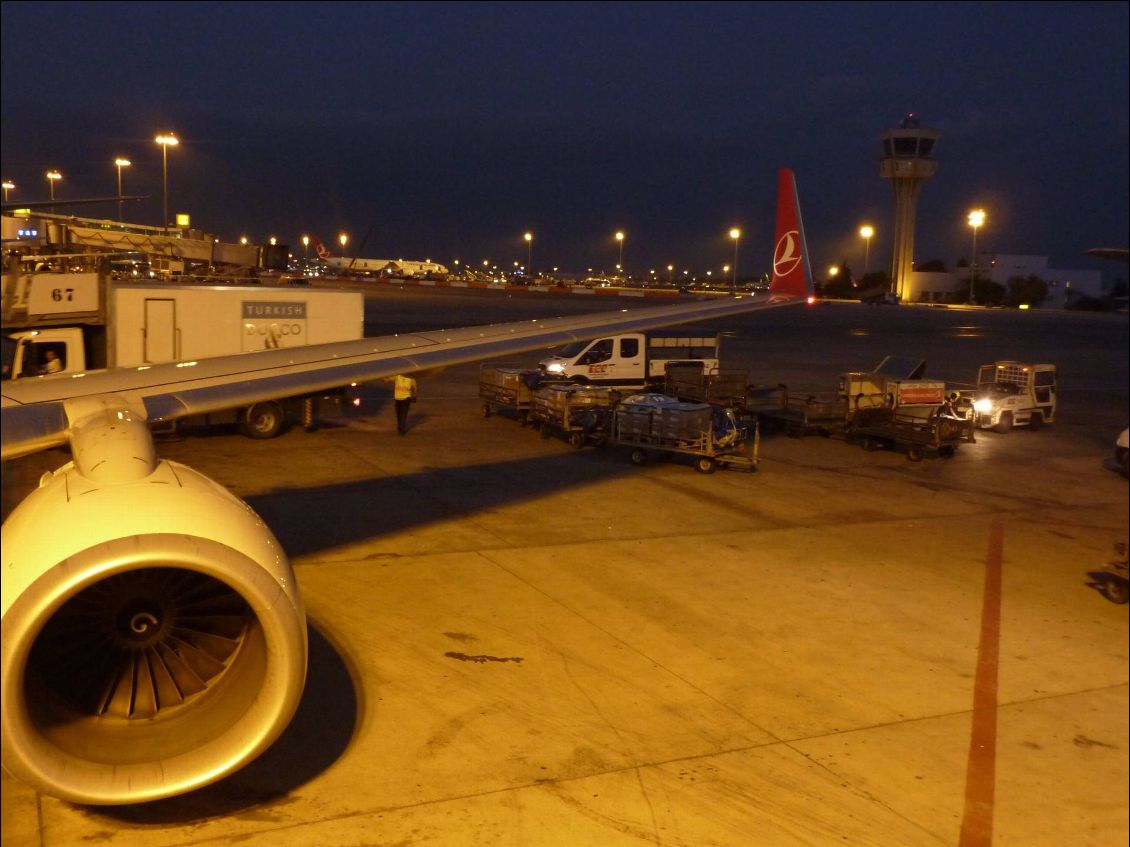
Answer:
[[310, 237, 333, 260], [768, 168, 813, 300]]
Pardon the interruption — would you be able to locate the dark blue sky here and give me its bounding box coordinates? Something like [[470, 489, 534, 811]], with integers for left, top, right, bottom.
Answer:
[[2, 1, 1126, 281]]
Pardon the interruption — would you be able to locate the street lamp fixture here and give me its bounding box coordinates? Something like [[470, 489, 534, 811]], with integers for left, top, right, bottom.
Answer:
[[667, 264, 674, 284], [729, 228, 741, 293], [339, 232, 348, 250], [615, 231, 625, 272], [524, 232, 533, 276], [859, 225, 874, 275], [3, 180, 15, 202], [114, 158, 131, 222], [302, 235, 310, 258], [46, 170, 62, 201], [154, 133, 179, 232], [967, 209, 986, 304]]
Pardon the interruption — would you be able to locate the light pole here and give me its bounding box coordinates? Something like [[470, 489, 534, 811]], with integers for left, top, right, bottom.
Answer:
[[667, 264, 674, 285], [46, 170, 62, 203], [967, 209, 985, 304], [859, 225, 874, 276], [114, 158, 131, 222], [729, 228, 741, 293], [615, 231, 624, 275], [154, 133, 178, 233], [524, 232, 533, 277], [302, 235, 310, 259], [2, 180, 13, 202]]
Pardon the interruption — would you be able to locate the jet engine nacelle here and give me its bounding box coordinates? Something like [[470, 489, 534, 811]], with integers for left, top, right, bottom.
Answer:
[[1, 456, 307, 805]]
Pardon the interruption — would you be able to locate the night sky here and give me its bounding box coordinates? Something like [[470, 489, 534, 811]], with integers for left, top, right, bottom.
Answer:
[[2, 2, 1126, 282]]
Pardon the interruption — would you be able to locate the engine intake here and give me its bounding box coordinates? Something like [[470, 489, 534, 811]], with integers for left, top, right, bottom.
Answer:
[[2, 458, 307, 805]]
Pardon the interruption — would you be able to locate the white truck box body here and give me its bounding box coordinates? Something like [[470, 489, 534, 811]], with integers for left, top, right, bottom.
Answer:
[[109, 285, 363, 366]]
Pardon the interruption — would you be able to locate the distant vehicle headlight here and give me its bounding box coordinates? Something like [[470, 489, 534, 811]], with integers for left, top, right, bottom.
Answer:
[[973, 398, 994, 413]]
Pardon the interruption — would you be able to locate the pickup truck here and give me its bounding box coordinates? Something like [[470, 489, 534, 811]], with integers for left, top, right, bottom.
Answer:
[[539, 331, 720, 389]]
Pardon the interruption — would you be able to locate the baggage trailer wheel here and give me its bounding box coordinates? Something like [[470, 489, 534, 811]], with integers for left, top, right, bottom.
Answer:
[[484, 403, 493, 418], [569, 431, 585, 449], [694, 456, 718, 474], [907, 444, 925, 462], [629, 448, 649, 466]]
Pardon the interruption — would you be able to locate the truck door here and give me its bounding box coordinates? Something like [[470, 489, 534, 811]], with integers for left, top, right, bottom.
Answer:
[[618, 335, 643, 381], [576, 338, 616, 382], [144, 298, 177, 362], [14, 339, 69, 377], [1033, 368, 1056, 410]]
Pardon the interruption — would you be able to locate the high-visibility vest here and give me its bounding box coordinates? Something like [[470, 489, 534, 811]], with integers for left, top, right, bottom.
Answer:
[[394, 375, 416, 400]]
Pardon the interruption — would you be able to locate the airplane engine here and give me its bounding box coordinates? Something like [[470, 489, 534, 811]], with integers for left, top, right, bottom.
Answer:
[[1, 455, 307, 805]]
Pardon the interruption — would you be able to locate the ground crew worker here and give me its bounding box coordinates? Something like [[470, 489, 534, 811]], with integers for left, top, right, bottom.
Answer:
[[393, 374, 417, 435]]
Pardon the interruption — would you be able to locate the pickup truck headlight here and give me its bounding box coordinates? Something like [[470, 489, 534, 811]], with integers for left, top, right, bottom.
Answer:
[[545, 362, 564, 374], [973, 398, 994, 414]]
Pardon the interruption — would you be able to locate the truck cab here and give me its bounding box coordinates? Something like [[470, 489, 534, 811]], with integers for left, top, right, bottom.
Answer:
[[973, 361, 1056, 432], [2, 328, 88, 380]]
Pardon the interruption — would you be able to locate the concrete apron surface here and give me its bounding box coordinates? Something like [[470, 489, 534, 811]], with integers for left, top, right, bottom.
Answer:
[[3, 302, 1127, 847]]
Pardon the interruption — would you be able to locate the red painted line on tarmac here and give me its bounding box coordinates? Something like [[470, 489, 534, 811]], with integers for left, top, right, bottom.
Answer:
[[959, 520, 1003, 847]]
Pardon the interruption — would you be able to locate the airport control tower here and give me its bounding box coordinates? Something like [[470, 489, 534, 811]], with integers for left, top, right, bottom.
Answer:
[[880, 115, 939, 300]]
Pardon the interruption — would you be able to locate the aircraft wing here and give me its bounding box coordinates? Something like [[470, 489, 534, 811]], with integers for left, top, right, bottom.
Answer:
[[1, 291, 804, 460]]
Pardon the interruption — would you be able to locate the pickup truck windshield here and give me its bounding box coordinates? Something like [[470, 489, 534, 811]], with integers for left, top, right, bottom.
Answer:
[[552, 340, 591, 358]]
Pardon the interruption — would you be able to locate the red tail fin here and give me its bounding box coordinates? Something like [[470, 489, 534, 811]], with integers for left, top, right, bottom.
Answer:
[[769, 168, 812, 300], [311, 237, 332, 260]]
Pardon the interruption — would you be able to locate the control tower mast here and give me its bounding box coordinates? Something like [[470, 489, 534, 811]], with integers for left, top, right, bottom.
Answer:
[[879, 115, 939, 300]]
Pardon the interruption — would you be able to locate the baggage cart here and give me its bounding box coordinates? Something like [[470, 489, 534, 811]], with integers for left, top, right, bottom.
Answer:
[[664, 363, 751, 411], [849, 405, 975, 461], [529, 383, 621, 448], [608, 394, 758, 473], [479, 365, 552, 425]]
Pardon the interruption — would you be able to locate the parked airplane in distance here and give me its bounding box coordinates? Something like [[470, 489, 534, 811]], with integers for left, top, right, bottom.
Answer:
[[310, 236, 448, 277], [1, 169, 813, 806]]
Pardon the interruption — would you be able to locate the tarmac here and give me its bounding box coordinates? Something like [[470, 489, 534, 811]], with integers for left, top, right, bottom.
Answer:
[[2, 291, 1127, 846]]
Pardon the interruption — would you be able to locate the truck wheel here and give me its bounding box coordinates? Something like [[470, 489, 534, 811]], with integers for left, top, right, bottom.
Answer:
[[906, 444, 925, 462], [569, 431, 585, 449], [694, 457, 718, 474], [1028, 411, 1043, 430], [241, 401, 284, 439], [862, 436, 879, 452], [995, 412, 1013, 433], [629, 448, 648, 466]]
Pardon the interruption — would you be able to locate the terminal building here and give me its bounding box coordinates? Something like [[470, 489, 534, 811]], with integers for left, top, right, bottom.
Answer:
[[903, 254, 1105, 308]]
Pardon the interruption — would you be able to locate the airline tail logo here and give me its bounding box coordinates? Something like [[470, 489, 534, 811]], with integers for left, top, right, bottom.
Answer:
[[768, 168, 813, 301], [311, 237, 332, 260], [773, 231, 802, 278]]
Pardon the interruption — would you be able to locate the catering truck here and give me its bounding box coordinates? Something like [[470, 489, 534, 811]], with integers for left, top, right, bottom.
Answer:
[[538, 331, 720, 389], [2, 276, 365, 438]]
